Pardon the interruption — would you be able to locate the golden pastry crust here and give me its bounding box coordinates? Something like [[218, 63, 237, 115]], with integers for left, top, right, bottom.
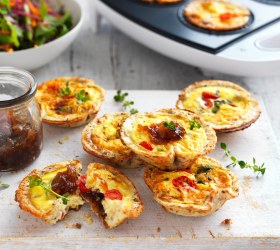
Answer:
[[15, 160, 84, 224], [80, 163, 144, 229], [120, 108, 217, 171], [142, 0, 183, 4], [176, 80, 261, 133], [82, 112, 145, 168], [144, 156, 239, 216], [36, 77, 105, 127], [184, 0, 250, 31]]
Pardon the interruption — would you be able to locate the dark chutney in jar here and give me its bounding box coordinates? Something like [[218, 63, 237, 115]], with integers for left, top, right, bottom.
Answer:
[[0, 109, 42, 171]]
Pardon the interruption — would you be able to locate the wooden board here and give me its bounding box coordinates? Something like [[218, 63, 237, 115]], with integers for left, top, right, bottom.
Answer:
[[1, 91, 279, 249]]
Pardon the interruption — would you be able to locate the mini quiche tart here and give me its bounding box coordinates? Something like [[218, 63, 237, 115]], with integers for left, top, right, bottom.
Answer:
[[82, 112, 145, 168], [78, 163, 143, 229], [144, 156, 239, 216], [120, 108, 217, 171], [184, 0, 251, 31], [15, 160, 84, 224], [176, 80, 261, 133], [36, 77, 105, 127], [142, 0, 183, 4]]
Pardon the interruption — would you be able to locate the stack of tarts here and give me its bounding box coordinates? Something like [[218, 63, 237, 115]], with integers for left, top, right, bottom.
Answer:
[[82, 107, 240, 217]]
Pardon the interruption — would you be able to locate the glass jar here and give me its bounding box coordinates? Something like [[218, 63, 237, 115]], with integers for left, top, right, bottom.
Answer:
[[0, 67, 43, 172]]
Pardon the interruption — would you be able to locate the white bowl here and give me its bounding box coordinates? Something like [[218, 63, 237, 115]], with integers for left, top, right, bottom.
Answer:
[[0, 0, 84, 70]]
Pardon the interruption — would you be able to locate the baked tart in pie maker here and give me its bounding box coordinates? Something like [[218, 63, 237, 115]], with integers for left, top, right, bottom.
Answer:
[[183, 0, 252, 32]]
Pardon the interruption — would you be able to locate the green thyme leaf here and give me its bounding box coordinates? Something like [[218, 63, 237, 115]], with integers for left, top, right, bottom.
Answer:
[[114, 90, 128, 102], [130, 108, 138, 115], [189, 117, 201, 130], [0, 180, 9, 190], [123, 101, 134, 109], [212, 100, 226, 114], [113, 90, 138, 115], [221, 142, 227, 150], [220, 142, 266, 176], [157, 148, 165, 152], [28, 176, 43, 188], [163, 121, 176, 130], [60, 81, 71, 96], [75, 90, 90, 103], [197, 165, 212, 174]]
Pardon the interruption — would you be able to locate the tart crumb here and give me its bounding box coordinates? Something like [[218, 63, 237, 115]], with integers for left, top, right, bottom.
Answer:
[[73, 223, 82, 229], [221, 218, 232, 225], [221, 218, 232, 230]]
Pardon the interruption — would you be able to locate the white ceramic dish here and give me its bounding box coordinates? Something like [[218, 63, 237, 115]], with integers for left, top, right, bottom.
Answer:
[[0, 0, 84, 71]]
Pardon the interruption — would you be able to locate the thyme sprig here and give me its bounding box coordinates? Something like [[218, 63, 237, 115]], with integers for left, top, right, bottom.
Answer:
[[212, 100, 226, 114], [163, 121, 176, 130], [75, 89, 90, 103], [0, 180, 9, 190], [114, 90, 138, 115], [114, 90, 128, 102], [60, 80, 71, 96], [189, 117, 201, 130], [29, 176, 69, 205], [221, 143, 266, 176]]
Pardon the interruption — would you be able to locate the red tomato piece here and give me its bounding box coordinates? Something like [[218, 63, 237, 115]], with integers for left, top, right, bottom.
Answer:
[[204, 99, 213, 108], [77, 174, 91, 193], [219, 12, 237, 21], [172, 176, 197, 189], [229, 103, 237, 107], [202, 91, 219, 100], [105, 189, 123, 200], [48, 84, 60, 91], [139, 141, 153, 151]]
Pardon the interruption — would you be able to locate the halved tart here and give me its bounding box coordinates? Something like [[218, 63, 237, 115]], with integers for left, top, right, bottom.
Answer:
[[120, 108, 217, 171], [144, 156, 239, 216], [36, 77, 105, 127], [82, 112, 145, 168], [77, 163, 143, 229], [184, 0, 251, 31], [176, 80, 261, 133], [15, 160, 84, 224]]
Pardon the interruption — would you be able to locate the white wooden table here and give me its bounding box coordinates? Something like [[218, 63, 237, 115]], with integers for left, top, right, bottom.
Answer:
[[1, 0, 280, 249]]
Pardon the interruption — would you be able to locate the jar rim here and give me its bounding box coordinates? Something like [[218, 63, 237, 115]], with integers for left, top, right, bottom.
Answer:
[[0, 67, 37, 108]]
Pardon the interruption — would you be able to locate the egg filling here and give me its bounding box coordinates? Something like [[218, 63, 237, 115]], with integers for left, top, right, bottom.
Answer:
[[78, 164, 138, 226], [29, 166, 84, 213], [130, 113, 208, 158], [36, 78, 104, 120], [181, 86, 250, 127]]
